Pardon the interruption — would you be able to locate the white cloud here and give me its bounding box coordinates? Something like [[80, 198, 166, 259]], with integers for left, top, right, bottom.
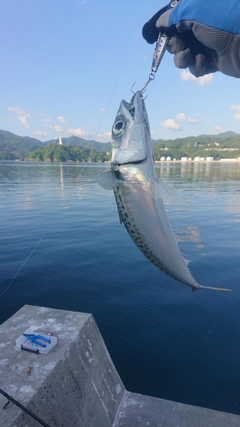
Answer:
[[33, 130, 48, 137], [180, 70, 213, 85], [66, 127, 89, 137], [96, 131, 111, 141], [231, 104, 240, 111], [43, 119, 90, 138], [211, 126, 224, 134], [52, 125, 63, 133], [100, 107, 107, 113], [44, 120, 63, 133], [58, 115, 67, 125], [161, 119, 182, 131], [176, 113, 198, 124], [161, 111, 198, 132], [231, 104, 240, 121], [7, 106, 31, 128], [234, 113, 240, 121]]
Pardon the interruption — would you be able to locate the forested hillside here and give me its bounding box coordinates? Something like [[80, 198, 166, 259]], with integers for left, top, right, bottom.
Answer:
[[0, 130, 42, 159], [29, 144, 110, 163], [1, 129, 240, 161], [153, 132, 240, 160]]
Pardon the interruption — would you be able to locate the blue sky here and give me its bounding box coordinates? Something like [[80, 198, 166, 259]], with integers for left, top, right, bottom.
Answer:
[[1, 0, 240, 143]]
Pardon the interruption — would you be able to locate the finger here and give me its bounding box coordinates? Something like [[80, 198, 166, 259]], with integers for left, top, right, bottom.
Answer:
[[189, 54, 218, 77], [156, 10, 177, 37], [142, 5, 168, 44], [167, 35, 189, 55], [174, 49, 194, 69], [189, 54, 209, 77]]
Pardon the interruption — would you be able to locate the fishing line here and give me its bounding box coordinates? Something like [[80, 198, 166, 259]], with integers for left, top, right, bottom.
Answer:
[[1, 0, 163, 300], [76, 80, 119, 178], [0, 225, 53, 299], [0, 85, 118, 299], [68, 0, 165, 175]]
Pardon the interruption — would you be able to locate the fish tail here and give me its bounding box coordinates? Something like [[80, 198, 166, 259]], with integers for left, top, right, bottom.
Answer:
[[193, 285, 232, 292]]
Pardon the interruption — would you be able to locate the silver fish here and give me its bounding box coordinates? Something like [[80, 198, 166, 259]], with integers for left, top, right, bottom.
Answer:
[[97, 91, 229, 292]]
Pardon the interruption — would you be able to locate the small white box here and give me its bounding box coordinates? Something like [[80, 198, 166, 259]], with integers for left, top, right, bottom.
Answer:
[[16, 328, 57, 354]]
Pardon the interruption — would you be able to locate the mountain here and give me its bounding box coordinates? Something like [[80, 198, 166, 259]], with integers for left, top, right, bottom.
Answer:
[[0, 130, 112, 160], [1, 129, 240, 161], [154, 131, 239, 145], [197, 131, 237, 139], [0, 130, 42, 160], [153, 131, 240, 160], [43, 136, 112, 152]]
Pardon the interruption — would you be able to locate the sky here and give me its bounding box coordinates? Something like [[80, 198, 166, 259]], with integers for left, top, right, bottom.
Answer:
[[1, 0, 240, 143]]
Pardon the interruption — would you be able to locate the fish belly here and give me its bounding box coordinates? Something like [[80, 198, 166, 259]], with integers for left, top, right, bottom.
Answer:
[[114, 182, 200, 289]]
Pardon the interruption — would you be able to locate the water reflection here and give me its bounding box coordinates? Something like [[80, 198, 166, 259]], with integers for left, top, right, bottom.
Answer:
[[59, 163, 64, 194], [155, 161, 240, 186], [1, 160, 240, 185], [1, 161, 240, 415], [174, 225, 203, 248]]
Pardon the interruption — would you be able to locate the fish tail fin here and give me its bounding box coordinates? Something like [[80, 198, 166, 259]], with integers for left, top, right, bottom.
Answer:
[[194, 285, 232, 292]]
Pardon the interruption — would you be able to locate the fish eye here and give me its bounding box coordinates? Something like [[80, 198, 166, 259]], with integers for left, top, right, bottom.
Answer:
[[112, 119, 125, 135]]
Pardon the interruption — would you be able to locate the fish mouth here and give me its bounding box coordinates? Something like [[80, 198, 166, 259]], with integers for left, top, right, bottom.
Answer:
[[111, 90, 148, 165], [123, 100, 135, 116], [112, 158, 146, 169], [112, 92, 145, 140]]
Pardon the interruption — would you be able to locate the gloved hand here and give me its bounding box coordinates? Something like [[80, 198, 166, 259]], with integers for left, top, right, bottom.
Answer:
[[142, 0, 240, 78]]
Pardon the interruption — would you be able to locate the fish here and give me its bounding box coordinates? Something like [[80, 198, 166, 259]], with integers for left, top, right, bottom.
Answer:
[[97, 91, 230, 292]]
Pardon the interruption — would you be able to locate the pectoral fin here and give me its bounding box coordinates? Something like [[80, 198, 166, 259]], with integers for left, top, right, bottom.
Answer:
[[96, 171, 119, 190], [153, 179, 177, 200]]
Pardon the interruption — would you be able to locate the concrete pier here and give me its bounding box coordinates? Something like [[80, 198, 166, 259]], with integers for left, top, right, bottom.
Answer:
[[0, 305, 240, 427]]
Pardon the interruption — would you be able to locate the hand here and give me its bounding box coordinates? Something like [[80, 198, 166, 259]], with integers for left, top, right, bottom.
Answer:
[[142, 0, 240, 78]]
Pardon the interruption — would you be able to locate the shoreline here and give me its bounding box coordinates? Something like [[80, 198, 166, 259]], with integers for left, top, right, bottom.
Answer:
[[155, 158, 240, 163], [0, 158, 240, 165]]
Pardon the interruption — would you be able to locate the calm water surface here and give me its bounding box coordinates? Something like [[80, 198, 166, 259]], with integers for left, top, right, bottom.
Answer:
[[1, 160, 240, 414]]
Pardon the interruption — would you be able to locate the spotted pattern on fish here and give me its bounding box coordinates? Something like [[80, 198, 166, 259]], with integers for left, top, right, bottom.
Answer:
[[114, 185, 170, 275], [97, 91, 230, 291]]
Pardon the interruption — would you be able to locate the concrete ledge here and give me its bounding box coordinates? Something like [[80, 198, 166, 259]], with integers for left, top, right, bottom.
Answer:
[[0, 305, 124, 426], [1, 305, 240, 427], [114, 391, 240, 427]]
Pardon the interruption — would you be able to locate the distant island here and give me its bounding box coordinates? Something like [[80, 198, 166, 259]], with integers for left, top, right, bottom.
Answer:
[[1, 129, 240, 162], [29, 144, 110, 163], [0, 130, 111, 162]]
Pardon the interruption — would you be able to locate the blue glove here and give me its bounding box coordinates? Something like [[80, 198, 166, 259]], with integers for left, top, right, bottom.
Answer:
[[142, 0, 240, 78]]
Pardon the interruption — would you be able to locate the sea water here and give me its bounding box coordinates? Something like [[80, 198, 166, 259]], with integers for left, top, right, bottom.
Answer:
[[0, 160, 240, 414]]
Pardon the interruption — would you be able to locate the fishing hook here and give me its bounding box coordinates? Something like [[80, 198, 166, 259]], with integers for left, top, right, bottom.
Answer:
[[131, 82, 136, 94], [140, 73, 155, 95], [139, 0, 182, 95], [130, 82, 148, 100]]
